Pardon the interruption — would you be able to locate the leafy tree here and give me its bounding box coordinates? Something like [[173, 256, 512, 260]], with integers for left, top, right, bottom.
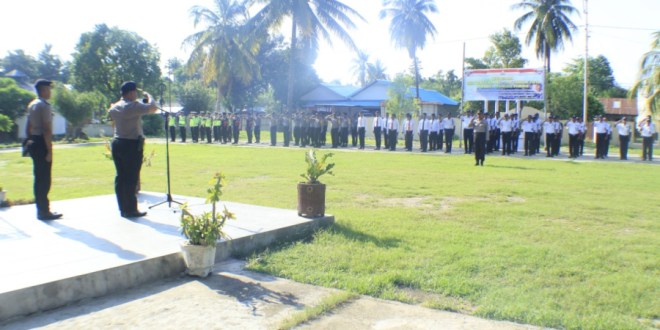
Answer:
[[185, 0, 259, 112], [0, 50, 39, 79], [421, 70, 462, 100], [71, 24, 162, 102], [52, 84, 104, 140], [548, 73, 604, 118], [512, 0, 578, 73], [37, 45, 66, 82], [380, 0, 438, 100], [352, 51, 369, 87], [630, 31, 660, 117], [141, 114, 164, 136], [250, 0, 364, 111], [385, 73, 417, 118], [483, 29, 527, 68], [179, 80, 216, 114], [0, 78, 34, 122], [367, 59, 388, 82], [464, 57, 488, 70], [564, 55, 628, 97], [0, 113, 12, 133]]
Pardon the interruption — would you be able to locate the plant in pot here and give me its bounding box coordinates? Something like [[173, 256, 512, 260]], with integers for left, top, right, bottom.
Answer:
[[180, 172, 235, 277], [298, 149, 335, 218]]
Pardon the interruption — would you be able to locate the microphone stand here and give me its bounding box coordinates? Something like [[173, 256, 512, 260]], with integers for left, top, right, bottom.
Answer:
[[150, 83, 183, 210]]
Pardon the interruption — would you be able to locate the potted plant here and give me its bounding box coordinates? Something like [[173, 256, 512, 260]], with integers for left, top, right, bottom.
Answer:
[[180, 172, 235, 277], [298, 149, 335, 218]]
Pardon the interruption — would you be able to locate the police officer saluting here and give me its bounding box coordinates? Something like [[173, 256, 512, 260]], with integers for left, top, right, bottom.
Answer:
[[108, 81, 158, 218]]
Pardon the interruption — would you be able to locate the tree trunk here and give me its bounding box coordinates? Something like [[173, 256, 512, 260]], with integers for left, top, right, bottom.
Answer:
[[287, 17, 297, 113], [413, 51, 420, 101]]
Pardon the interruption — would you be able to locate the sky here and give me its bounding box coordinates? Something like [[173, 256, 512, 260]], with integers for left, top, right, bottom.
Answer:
[[1, 0, 658, 90]]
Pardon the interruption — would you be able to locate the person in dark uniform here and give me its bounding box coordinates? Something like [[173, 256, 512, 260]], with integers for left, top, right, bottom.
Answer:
[[199, 112, 207, 141], [350, 113, 358, 147], [340, 114, 349, 147], [231, 113, 241, 144], [293, 112, 301, 146], [320, 114, 328, 146], [178, 112, 187, 142], [26, 79, 62, 220], [418, 113, 429, 152], [403, 113, 414, 151], [168, 112, 177, 142], [213, 113, 221, 142], [469, 112, 489, 166], [327, 112, 339, 148], [246, 113, 255, 143], [108, 81, 157, 218], [221, 113, 230, 144], [357, 112, 366, 149], [389, 113, 399, 151], [461, 111, 474, 154], [373, 111, 382, 150], [282, 113, 291, 147], [442, 113, 455, 153], [254, 114, 262, 143], [190, 112, 199, 143]]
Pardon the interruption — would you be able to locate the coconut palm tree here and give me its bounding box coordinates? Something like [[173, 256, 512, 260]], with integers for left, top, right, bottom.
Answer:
[[250, 0, 364, 112], [184, 0, 259, 111], [630, 31, 660, 117], [380, 0, 438, 100], [352, 50, 370, 87], [367, 59, 388, 82], [512, 0, 578, 74]]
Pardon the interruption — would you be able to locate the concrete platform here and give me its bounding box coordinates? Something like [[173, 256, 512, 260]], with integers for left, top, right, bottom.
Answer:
[[0, 192, 334, 321]]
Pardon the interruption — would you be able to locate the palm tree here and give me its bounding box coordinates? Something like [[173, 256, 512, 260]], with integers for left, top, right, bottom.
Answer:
[[631, 31, 660, 117], [184, 0, 259, 111], [250, 0, 365, 112], [512, 0, 578, 74], [380, 0, 438, 100], [367, 59, 388, 82], [352, 50, 370, 87]]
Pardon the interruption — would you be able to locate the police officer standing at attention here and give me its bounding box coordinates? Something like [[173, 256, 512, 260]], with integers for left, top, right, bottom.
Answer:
[[168, 112, 177, 142], [469, 112, 489, 166], [26, 79, 62, 220], [461, 111, 474, 154], [418, 113, 429, 152], [108, 81, 158, 218], [357, 112, 366, 149], [615, 117, 631, 160], [442, 112, 455, 153], [373, 111, 382, 150]]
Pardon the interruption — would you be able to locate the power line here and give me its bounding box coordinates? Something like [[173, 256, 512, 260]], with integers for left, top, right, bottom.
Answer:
[[586, 24, 658, 31]]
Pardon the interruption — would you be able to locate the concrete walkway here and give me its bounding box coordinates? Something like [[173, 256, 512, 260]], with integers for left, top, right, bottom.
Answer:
[[0, 192, 333, 321], [1, 259, 540, 330]]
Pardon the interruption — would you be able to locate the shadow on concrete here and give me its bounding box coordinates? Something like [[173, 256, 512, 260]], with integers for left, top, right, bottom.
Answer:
[[200, 273, 302, 316], [48, 222, 146, 261], [132, 217, 182, 238]]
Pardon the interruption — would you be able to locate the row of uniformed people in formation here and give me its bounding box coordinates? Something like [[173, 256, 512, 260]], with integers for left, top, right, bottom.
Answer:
[[592, 115, 656, 161], [168, 110, 656, 160]]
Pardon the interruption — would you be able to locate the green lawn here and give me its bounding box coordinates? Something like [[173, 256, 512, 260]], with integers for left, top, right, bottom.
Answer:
[[1, 142, 658, 329]]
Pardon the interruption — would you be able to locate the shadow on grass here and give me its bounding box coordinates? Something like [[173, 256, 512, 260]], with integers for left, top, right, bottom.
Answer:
[[486, 164, 556, 171], [330, 223, 401, 249]]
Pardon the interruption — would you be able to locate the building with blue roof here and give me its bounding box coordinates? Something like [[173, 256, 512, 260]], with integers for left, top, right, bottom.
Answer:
[[300, 80, 459, 116]]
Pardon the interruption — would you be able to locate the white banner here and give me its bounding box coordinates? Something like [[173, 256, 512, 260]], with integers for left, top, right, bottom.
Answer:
[[464, 68, 545, 101]]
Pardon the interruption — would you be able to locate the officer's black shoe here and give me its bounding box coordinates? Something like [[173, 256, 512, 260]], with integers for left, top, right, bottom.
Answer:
[[38, 212, 63, 221], [122, 211, 147, 218]]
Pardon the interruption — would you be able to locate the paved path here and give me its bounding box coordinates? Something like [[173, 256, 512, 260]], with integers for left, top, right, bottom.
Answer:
[[1, 259, 540, 330]]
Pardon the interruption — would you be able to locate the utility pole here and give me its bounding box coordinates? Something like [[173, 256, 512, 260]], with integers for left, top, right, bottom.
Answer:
[[583, 0, 589, 124]]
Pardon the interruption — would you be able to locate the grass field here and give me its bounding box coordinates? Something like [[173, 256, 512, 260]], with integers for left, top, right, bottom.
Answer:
[[1, 141, 658, 329]]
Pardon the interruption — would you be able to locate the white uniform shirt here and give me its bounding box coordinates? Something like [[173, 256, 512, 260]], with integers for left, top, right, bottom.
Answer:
[[431, 119, 440, 133], [521, 120, 536, 133], [594, 121, 610, 134], [543, 121, 556, 134], [499, 119, 513, 132], [461, 115, 473, 130], [418, 118, 429, 132], [389, 118, 399, 131], [442, 118, 455, 129], [616, 122, 631, 136], [372, 116, 381, 129], [566, 121, 580, 135], [639, 122, 656, 137], [357, 116, 366, 128], [403, 119, 413, 132]]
